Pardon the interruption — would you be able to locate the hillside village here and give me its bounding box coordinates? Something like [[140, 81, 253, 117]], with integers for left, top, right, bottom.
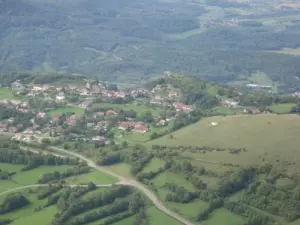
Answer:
[[0, 73, 298, 145]]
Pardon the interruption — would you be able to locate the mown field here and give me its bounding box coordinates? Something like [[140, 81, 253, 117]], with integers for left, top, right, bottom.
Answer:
[[150, 114, 300, 174]]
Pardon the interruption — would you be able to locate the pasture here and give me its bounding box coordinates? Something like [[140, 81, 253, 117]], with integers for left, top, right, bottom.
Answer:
[[65, 170, 118, 184], [48, 107, 84, 116], [141, 158, 165, 173], [0, 88, 15, 100], [269, 103, 295, 114], [150, 114, 300, 174], [12, 165, 73, 185], [203, 208, 245, 225]]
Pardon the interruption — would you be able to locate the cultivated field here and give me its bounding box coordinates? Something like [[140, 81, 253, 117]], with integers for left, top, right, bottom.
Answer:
[[151, 114, 300, 174]]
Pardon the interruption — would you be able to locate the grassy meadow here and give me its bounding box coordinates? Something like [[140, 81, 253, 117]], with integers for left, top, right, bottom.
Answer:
[[150, 114, 300, 174], [0, 88, 15, 100], [65, 170, 118, 184], [269, 103, 295, 114]]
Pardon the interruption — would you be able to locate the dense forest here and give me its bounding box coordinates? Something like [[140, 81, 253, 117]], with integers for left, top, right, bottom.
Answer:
[[1, 0, 300, 92]]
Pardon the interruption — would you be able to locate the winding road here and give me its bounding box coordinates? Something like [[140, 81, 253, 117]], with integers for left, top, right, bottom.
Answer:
[[49, 146, 196, 225]]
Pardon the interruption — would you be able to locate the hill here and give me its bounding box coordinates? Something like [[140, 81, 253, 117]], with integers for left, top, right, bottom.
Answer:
[[150, 114, 300, 175], [1, 0, 300, 92]]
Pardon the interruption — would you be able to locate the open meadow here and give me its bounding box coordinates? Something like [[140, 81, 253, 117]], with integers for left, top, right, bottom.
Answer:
[[0, 88, 15, 100], [150, 114, 300, 175]]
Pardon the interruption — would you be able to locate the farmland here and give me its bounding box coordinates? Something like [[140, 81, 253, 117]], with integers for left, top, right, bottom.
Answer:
[[150, 114, 300, 173]]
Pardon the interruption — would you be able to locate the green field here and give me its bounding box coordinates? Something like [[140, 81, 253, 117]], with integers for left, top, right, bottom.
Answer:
[[48, 107, 84, 116], [210, 106, 245, 116], [147, 206, 182, 225], [168, 199, 208, 220], [141, 158, 165, 173], [12, 165, 73, 185], [153, 171, 195, 191], [65, 170, 118, 184], [269, 103, 295, 114], [11, 205, 57, 225], [151, 114, 300, 174], [0, 88, 15, 100], [106, 163, 132, 178], [167, 28, 204, 40], [248, 71, 274, 86], [91, 102, 163, 117], [0, 180, 22, 193], [0, 163, 24, 172], [203, 208, 245, 225]]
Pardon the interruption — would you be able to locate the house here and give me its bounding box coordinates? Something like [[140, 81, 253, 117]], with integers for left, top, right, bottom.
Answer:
[[0, 124, 7, 132], [56, 93, 65, 101], [223, 99, 238, 108], [134, 123, 149, 133], [173, 103, 194, 112], [92, 136, 106, 141], [10, 100, 22, 105], [150, 98, 163, 105], [118, 122, 149, 133], [12, 133, 23, 141], [38, 112, 47, 118], [168, 92, 178, 98], [93, 112, 105, 118], [106, 109, 118, 116], [79, 100, 92, 109]]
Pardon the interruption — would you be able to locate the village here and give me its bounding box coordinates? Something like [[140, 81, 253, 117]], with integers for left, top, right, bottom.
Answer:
[[0, 77, 210, 145]]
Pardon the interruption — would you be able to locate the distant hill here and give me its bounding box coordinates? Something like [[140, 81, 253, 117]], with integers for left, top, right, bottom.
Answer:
[[1, 0, 300, 92]]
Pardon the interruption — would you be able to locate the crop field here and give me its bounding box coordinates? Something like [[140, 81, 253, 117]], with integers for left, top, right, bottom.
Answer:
[[0, 88, 15, 100], [269, 103, 295, 114], [151, 114, 300, 174], [48, 107, 84, 116], [65, 170, 118, 184]]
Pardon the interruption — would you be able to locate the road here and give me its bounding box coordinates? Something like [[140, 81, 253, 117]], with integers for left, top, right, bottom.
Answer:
[[50, 146, 196, 225], [0, 184, 113, 197]]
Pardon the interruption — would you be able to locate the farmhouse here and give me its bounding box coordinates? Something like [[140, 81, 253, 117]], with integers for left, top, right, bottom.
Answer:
[[223, 99, 238, 108]]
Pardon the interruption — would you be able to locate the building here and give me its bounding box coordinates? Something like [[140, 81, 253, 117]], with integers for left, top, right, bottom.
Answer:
[[173, 103, 194, 112]]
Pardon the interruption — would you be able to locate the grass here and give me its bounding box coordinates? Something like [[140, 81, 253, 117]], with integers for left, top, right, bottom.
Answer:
[[91, 102, 162, 117], [10, 205, 57, 225], [141, 158, 165, 173], [153, 171, 195, 191], [147, 206, 182, 225], [0, 180, 22, 193], [110, 216, 135, 225], [65, 170, 118, 184], [210, 106, 245, 116], [0, 163, 24, 172], [48, 107, 84, 116], [150, 114, 300, 174], [248, 71, 274, 86], [105, 163, 132, 178], [167, 28, 204, 40], [12, 165, 73, 185], [167, 199, 208, 220], [203, 208, 245, 225], [269, 103, 295, 114], [0, 88, 15, 100]]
